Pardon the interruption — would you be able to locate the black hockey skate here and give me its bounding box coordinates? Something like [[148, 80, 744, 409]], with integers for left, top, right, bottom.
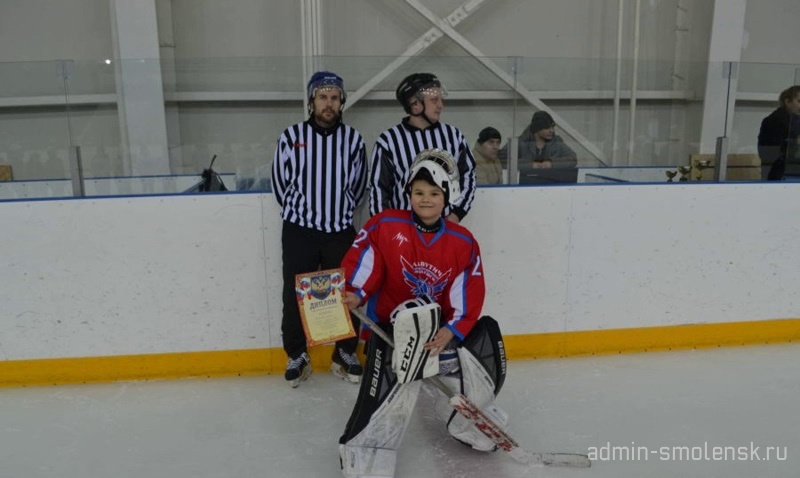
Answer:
[[285, 352, 312, 388], [331, 347, 363, 383]]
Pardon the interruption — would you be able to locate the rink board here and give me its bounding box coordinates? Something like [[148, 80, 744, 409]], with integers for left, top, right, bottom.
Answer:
[[2, 184, 800, 385], [2, 318, 800, 387]]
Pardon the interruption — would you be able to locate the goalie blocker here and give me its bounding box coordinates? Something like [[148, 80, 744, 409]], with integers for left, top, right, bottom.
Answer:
[[339, 314, 506, 477]]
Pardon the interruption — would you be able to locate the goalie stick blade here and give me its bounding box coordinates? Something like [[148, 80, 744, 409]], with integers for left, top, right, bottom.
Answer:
[[449, 395, 592, 469], [508, 448, 592, 468]]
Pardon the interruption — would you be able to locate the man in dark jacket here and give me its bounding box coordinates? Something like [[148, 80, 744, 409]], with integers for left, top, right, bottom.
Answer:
[[507, 111, 577, 169], [759, 85, 800, 180]]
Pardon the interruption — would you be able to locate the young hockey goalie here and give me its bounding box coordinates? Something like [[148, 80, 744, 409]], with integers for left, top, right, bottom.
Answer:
[[338, 149, 508, 477]]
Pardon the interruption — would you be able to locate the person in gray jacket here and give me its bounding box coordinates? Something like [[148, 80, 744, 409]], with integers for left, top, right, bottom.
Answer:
[[515, 111, 577, 169]]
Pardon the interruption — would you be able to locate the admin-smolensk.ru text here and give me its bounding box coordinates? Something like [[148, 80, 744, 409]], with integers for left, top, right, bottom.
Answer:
[[588, 441, 788, 462]]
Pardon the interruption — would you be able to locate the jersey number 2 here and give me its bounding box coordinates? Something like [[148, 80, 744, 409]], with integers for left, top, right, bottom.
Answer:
[[472, 256, 483, 276]]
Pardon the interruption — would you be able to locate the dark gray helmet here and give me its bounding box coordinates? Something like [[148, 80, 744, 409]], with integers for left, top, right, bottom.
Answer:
[[395, 73, 442, 113]]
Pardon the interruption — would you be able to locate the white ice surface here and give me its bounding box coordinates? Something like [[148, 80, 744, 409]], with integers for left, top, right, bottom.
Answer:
[[2, 343, 799, 477]]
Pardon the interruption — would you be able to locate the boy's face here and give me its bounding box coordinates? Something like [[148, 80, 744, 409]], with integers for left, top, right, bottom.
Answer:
[[409, 179, 445, 225]]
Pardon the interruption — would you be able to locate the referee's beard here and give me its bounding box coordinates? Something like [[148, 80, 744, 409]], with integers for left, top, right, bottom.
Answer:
[[313, 108, 341, 129]]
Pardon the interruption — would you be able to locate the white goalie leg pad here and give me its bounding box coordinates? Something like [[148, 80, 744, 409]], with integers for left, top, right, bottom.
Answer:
[[342, 380, 423, 476], [457, 347, 497, 409], [339, 445, 396, 478], [446, 402, 509, 452], [431, 374, 461, 420], [391, 303, 440, 384], [432, 348, 509, 452]]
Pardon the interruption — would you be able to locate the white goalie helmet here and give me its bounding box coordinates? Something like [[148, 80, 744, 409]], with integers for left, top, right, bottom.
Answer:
[[405, 148, 461, 208]]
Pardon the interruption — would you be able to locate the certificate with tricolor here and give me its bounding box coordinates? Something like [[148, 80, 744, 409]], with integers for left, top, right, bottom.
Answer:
[[295, 268, 356, 346]]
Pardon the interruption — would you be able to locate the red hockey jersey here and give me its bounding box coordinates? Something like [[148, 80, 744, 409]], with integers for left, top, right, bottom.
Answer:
[[342, 209, 485, 340]]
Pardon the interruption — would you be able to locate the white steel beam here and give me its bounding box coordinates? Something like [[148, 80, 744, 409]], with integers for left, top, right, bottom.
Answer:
[[300, 0, 323, 116], [109, 0, 170, 176], [667, 0, 691, 165], [612, 0, 624, 165], [344, 0, 487, 109], [402, 0, 609, 165], [699, 0, 747, 153], [626, 0, 641, 165]]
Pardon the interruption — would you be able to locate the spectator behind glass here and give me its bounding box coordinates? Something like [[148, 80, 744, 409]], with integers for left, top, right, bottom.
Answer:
[[759, 85, 800, 180], [472, 127, 503, 185], [506, 111, 577, 170]]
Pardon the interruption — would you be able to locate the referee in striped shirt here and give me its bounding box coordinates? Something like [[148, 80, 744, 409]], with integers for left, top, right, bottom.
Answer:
[[271, 71, 368, 388], [369, 73, 477, 223]]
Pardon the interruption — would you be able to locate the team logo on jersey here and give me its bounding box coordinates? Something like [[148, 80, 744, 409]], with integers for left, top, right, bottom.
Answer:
[[400, 256, 451, 300], [393, 232, 410, 247]]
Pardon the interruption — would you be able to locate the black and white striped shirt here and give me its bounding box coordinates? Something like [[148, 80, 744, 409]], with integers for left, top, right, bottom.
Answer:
[[272, 120, 368, 233], [369, 118, 477, 219]]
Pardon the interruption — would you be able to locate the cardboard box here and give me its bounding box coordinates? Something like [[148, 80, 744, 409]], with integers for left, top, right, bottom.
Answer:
[[0, 165, 12, 181], [688, 154, 761, 181]]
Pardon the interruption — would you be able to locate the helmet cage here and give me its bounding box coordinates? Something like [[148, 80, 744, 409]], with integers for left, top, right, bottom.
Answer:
[[406, 149, 461, 208], [410, 83, 447, 109]]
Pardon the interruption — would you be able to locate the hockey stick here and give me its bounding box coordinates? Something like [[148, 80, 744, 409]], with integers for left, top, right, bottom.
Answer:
[[350, 308, 591, 468]]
